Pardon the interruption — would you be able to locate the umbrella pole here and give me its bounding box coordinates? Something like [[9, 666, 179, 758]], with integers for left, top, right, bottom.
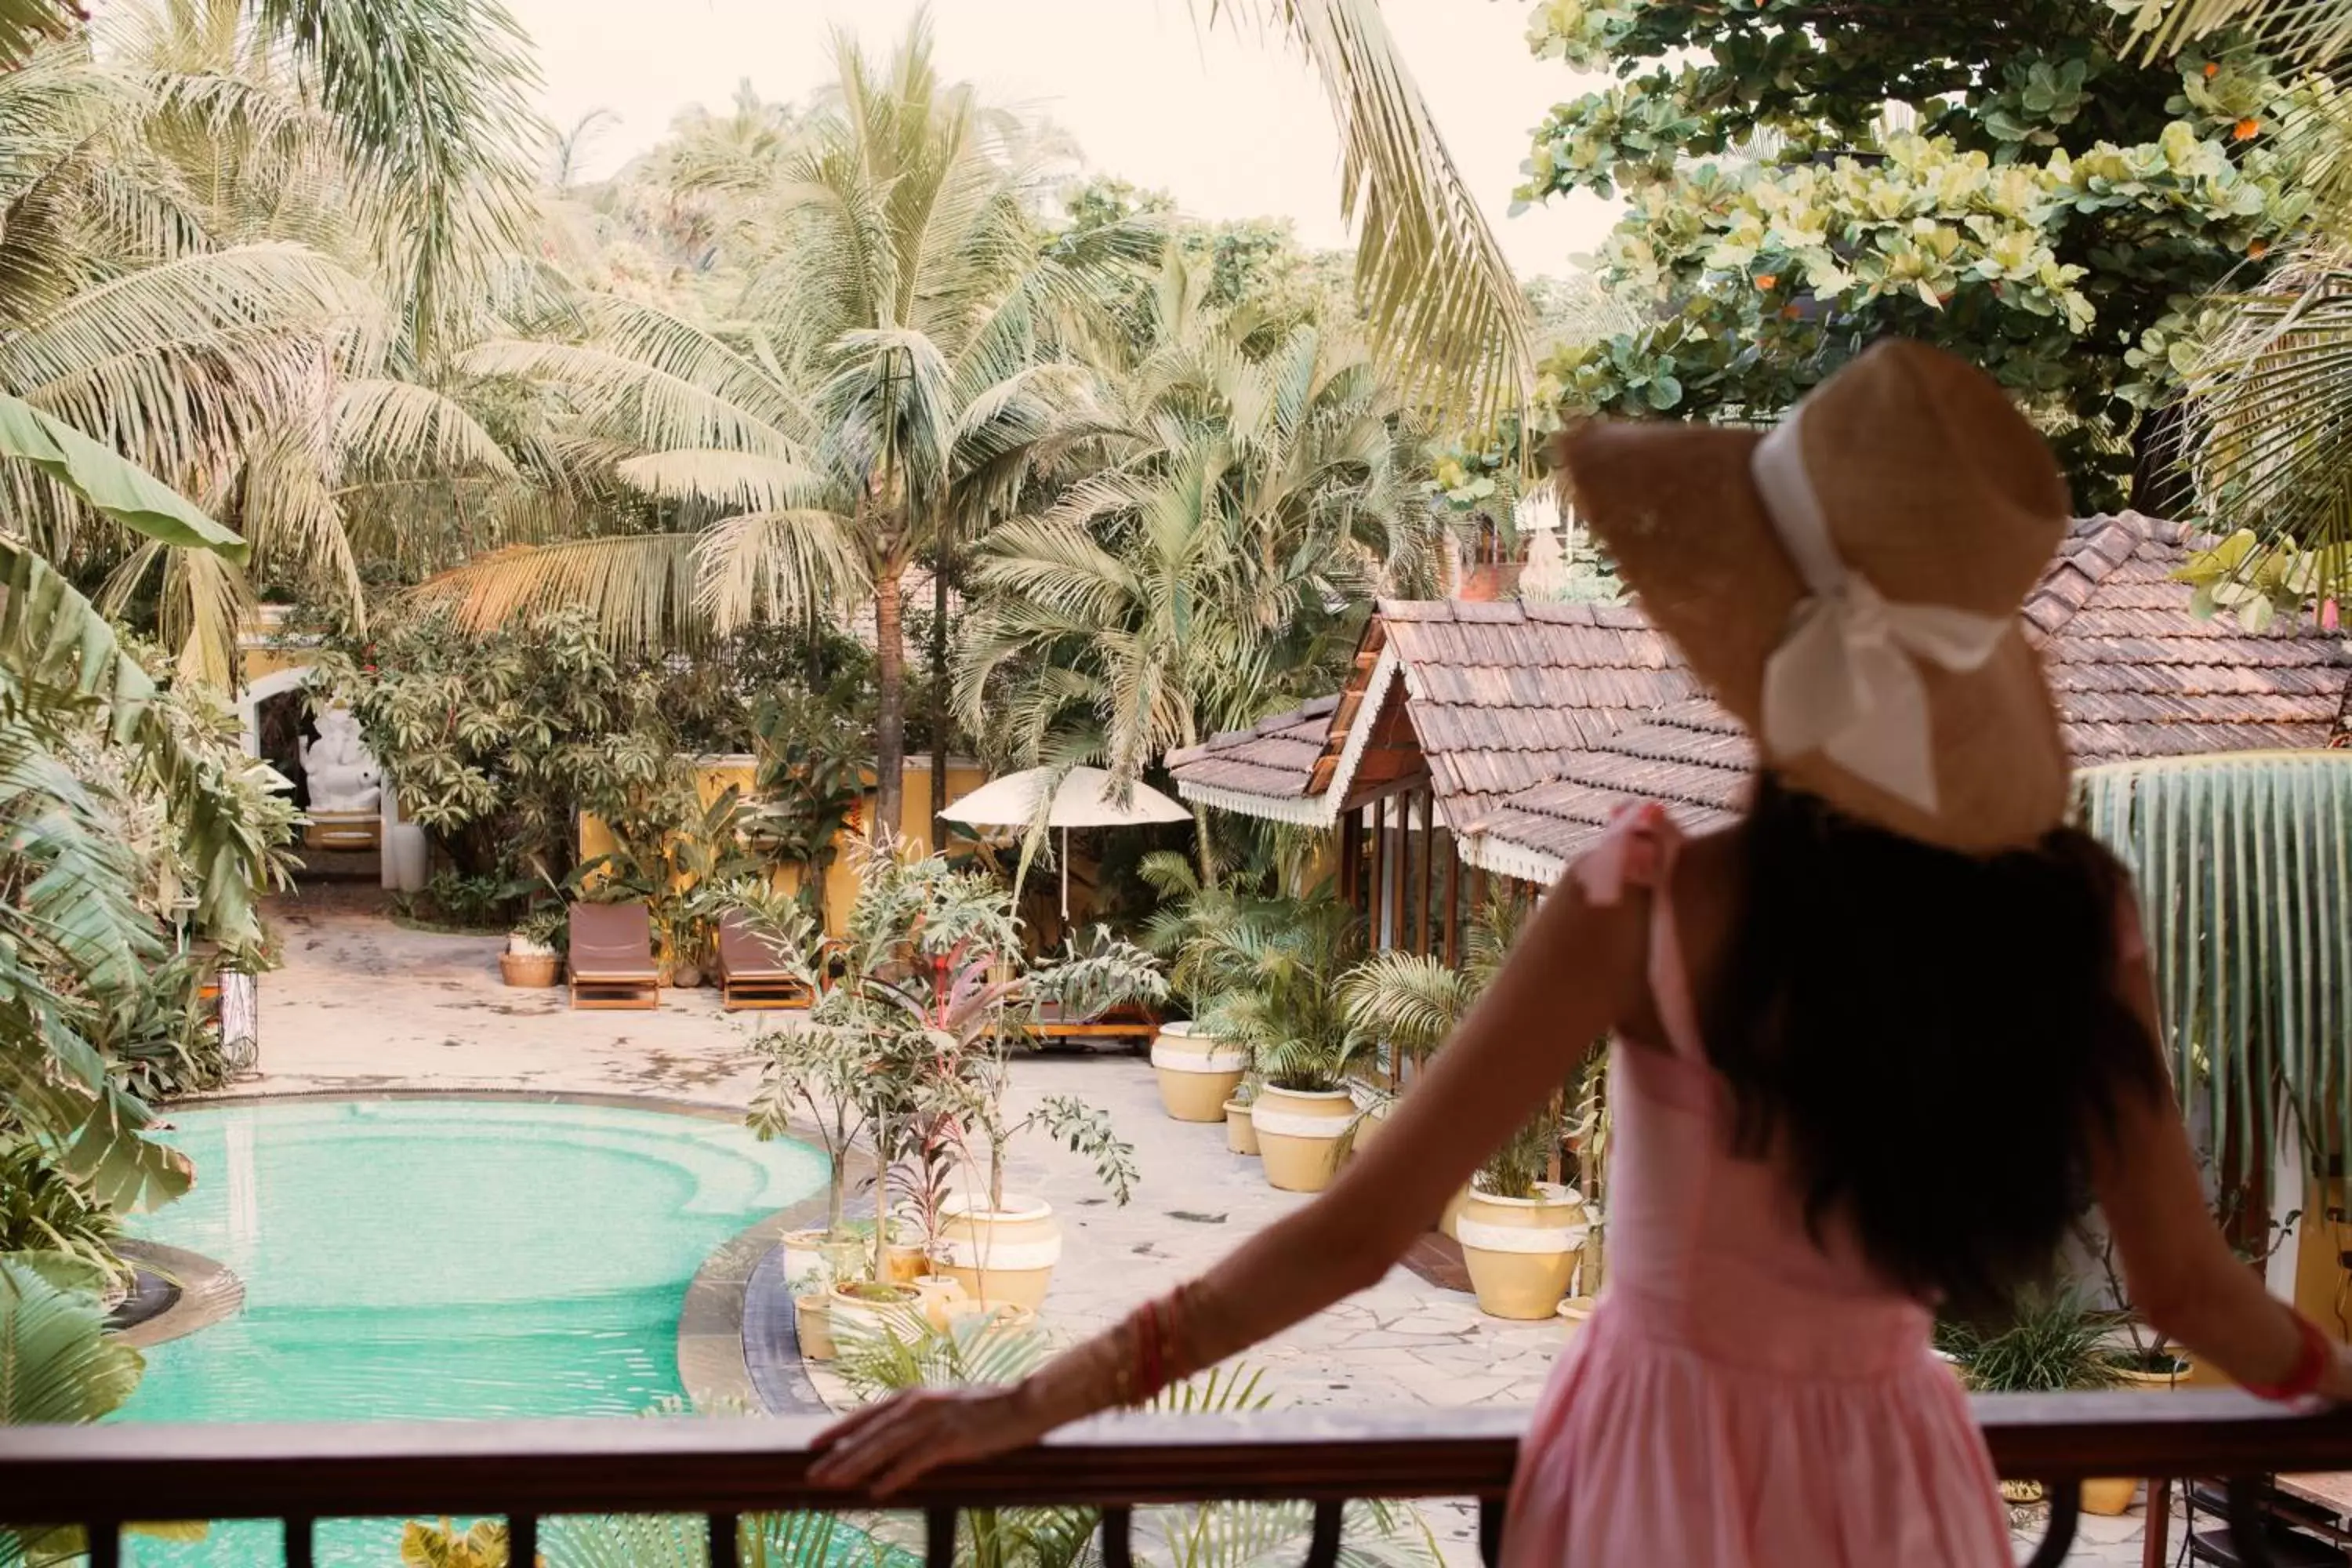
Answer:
[[1060, 826, 1070, 924]]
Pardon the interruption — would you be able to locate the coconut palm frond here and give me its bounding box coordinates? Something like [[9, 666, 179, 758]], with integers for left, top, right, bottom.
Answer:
[[616, 448, 818, 512], [2076, 750, 2352, 1174], [333, 377, 518, 481], [412, 534, 710, 652], [249, 0, 543, 354], [2175, 250, 2352, 603], [691, 506, 868, 632], [2121, 0, 2352, 65], [1204, 0, 1534, 433]]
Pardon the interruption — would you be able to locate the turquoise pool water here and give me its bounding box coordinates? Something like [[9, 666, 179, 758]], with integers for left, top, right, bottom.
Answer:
[[111, 1097, 830, 1566]]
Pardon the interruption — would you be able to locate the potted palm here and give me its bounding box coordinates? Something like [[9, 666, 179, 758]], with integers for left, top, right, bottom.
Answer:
[[1936, 1290, 2126, 1512], [1454, 1105, 1587, 1320], [1338, 896, 1531, 1226], [1192, 894, 1370, 1193], [1139, 852, 1252, 1124]]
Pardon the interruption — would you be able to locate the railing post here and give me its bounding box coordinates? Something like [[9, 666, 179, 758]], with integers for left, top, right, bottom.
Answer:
[[87, 1520, 119, 1568], [1302, 1500, 1344, 1568], [1100, 1504, 1134, 1568], [925, 1505, 956, 1568], [284, 1515, 315, 1568], [707, 1512, 739, 1568], [510, 1513, 538, 1566], [1478, 1497, 1505, 1568]]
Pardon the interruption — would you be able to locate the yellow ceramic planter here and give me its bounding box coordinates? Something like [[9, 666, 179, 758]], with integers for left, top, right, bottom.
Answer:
[[1457, 1183, 1588, 1320], [937, 1194, 1063, 1310], [1555, 1295, 1596, 1340], [1252, 1087, 1355, 1192], [794, 1292, 837, 1362], [2083, 1356, 2185, 1512], [1438, 1185, 1470, 1240], [1225, 1099, 1260, 1155], [1152, 1022, 1248, 1123]]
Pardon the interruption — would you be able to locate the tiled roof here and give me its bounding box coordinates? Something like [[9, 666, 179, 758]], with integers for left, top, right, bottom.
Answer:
[[1378, 599, 1695, 831], [1162, 695, 1339, 806], [1163, 600, 1693, 825], [1467, 514, 2352, 881]]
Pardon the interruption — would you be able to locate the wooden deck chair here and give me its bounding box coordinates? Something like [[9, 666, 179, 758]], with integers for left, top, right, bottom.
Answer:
[[715, 909, 815, 1011], [568, 902, 661, 1010], [1024, 998, 1160, 1051]]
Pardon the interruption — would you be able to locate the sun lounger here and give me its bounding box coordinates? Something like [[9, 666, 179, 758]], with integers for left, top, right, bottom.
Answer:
[[1024, 999, 1159, 1051], [715, 909, 815, 1011], [568, 902, 660, 1010]]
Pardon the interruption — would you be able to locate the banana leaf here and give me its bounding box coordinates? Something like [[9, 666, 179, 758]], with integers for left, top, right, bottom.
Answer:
[[0, 392, 245, 562]]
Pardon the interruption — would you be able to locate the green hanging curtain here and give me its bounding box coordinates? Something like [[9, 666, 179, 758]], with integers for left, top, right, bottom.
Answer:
[[2076, 750, 2352, 1178]]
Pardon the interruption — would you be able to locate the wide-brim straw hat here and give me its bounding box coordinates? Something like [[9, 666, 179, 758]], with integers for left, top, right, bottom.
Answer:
[[1552, 339, 2073, 853]]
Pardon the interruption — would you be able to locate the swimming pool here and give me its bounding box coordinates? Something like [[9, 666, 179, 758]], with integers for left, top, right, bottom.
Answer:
[[113, 1097, 831, 1566]]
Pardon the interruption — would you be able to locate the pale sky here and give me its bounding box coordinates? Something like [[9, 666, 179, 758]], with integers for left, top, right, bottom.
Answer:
[[502, 0, 1621, 278]]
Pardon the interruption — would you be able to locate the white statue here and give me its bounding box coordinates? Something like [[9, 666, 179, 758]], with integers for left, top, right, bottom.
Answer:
[[299, 707, 382, 815]]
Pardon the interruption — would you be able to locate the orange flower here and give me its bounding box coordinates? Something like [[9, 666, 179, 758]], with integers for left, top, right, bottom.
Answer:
[[1755, 272, 1778, 291], [2250, 238, 2270, 259], [2203, 61, 2220, 78], [2234, 117, 2261, 140], [1780, 304, 1801, 321]]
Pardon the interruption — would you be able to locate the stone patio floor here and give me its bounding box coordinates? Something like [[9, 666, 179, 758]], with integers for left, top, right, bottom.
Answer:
[[217, 888, 2157, 1564]]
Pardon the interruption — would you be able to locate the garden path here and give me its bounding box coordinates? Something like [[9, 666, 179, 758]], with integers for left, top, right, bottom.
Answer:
[[233, 891, 2148, 1566]]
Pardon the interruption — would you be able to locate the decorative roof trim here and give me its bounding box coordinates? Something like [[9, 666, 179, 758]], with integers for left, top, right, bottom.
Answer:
[[1314, 641, 1401, 826], [1459, 829, 1563, 888], [1171, 779, 1336, 826]]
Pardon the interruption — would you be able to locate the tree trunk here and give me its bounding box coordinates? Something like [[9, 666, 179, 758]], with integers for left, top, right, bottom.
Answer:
[[928, 551, 952, 851], [1192, 801, 1220, 888], [872, 557, 907, 849]]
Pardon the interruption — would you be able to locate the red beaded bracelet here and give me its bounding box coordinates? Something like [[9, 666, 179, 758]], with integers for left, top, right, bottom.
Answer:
[[2241, 1311, 2332, 1403]]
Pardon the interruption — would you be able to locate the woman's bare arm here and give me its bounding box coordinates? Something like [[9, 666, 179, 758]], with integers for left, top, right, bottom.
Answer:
[[2091, 942, 2352, 1398], [810, 868, 1650, 1495]]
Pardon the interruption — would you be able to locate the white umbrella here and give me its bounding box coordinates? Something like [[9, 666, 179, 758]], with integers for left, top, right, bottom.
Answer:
[[938, 765, 1191, 919]]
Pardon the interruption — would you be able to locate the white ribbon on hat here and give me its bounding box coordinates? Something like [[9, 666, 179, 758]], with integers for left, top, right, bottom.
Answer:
[[1751, 403, 2010, 816]]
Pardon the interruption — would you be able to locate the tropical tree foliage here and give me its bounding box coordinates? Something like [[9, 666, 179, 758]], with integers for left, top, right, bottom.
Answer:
[[956, 249, 1425, 818], [2077, 750, 2352, 1177], [1520, 0, 2313, 508], [430, 20, 1155, 840]]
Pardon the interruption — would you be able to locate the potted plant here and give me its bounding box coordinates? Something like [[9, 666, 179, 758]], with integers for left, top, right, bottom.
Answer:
[[793, 835, 1161, 1310], [1139, 853, 1251, 1123], [1338, 895, 1529, 1212], [925, 927, 1156, 1309], [1936, 1289, 2126, 1512], [1192, 894, 1370, 1194], [1454, 1095, 1588, 1320], [1225, 1083, 1261, 1156], [747, 901, 871, 1270], [500, 902, 566, 988]]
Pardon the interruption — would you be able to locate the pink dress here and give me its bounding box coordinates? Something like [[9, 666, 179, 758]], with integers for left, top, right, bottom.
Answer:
[[1502, 808, 2009, 1568]]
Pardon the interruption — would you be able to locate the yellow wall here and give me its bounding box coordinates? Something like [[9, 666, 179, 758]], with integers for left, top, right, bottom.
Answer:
[[579, 757, 989, 935]]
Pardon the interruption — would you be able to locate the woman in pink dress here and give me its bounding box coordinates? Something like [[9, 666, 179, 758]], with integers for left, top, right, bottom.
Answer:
[[811, 340, 2352, 1565]]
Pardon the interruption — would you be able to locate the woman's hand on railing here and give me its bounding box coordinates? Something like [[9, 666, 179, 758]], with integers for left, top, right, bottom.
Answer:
[[809, 1385, 1053, 1498]]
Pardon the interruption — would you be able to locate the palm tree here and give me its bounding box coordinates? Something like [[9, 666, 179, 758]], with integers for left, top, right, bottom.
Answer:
[[0, 2, 552, 681], [435, 20, 1151, 837], [956, 249, 1425, 868]]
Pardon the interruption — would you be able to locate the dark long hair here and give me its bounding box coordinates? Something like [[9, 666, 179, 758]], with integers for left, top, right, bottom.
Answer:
[[1700, 775, 2164, 1318]]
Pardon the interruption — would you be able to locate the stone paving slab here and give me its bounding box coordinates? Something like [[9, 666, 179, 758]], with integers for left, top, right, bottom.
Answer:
[[231, 896, 2150, 1565]]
